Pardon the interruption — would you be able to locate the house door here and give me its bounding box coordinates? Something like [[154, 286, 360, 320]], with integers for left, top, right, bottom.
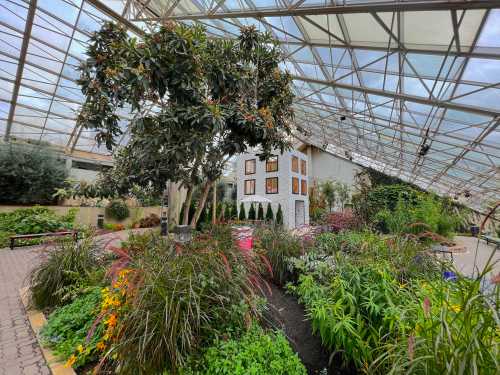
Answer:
[[295, 200, 305, 228]]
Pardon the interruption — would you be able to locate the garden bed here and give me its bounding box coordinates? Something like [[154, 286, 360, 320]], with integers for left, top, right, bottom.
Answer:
[[263, 283, 331, 375]]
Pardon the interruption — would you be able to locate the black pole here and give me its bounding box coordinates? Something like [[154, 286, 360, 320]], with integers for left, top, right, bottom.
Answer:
[[97, 214, 104, 229], [161, 213, 168, 236]]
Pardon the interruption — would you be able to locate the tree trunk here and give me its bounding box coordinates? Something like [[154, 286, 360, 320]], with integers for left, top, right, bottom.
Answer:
[[182, 185, 193, 225], [190, 180, 213, 228]]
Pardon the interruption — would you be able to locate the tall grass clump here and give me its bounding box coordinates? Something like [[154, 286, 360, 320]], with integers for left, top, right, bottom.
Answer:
[[257, 227, 303, 285], [106, 228, 268, 374], [29, 232, 101, 309], [373, 261, 499, 374]]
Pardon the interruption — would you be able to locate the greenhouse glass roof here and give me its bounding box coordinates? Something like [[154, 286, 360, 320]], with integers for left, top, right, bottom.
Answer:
[[0, 0, 499, 208]]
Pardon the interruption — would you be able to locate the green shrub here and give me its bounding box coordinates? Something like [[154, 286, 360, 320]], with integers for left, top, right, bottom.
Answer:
[[375, 195, 460, 237], [0, 207, 77, 248], [184, 325, 307, 375], [40, 288, 104, 368], [276, 204, 283, 225], [223, 204, 231, 220], [29, 233, 101, 309], [105, 199, 129, 221], [352, 184, 420, 223], [230, 202, 238, 220], [0, 143, 68, 204], [258, 228, 302, 285], [238, 202, 246, 221], [248, 203, 256, 220], [257, 203, 264, 220], [265, 203, 274, 221]]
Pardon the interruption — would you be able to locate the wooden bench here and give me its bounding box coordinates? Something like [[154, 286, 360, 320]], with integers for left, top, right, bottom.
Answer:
[[481, 235, 500, 247], [9, 231, 78, 250]]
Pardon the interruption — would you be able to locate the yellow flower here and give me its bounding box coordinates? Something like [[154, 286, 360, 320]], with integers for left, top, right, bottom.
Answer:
[[77, 344, 84, 353], [450, 304, 461, 313], [65, 354, 77, 368], [96, 341, 106, 351], [105, 313, 117, 327], [119, 269, 131, 278]]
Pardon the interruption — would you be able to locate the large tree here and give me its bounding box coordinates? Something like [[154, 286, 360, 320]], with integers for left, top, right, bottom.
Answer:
[[77, 22, 295, 227]]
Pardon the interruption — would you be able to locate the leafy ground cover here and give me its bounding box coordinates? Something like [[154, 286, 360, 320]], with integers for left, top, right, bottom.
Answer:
[[0, 206, 77, 248]]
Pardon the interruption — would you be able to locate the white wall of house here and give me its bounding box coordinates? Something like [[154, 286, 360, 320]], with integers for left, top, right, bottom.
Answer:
[[304, 145, 363, 187], [236, 149, 309, 229]]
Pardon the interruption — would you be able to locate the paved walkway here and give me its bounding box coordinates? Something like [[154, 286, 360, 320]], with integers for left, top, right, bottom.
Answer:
[[453, 236, 499, 282], [0, 229, 146, 375], [0, 246, 49, 375]]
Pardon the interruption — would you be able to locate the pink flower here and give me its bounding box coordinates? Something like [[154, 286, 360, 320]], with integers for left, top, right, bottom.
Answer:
[[423, 297, 431, 318]]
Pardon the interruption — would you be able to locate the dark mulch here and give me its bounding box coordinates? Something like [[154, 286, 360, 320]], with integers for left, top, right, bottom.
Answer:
[[263, 283, 357, 375]]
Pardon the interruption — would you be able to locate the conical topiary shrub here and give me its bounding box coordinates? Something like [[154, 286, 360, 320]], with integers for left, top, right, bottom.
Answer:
[[231, 202, 238, 220], [248, 203, 256, 220], [238, 202, 246, 221], [276, 204, 283, 226], [265, 203, 274, 222], [257, 203, 264, 220], [223, 203, 231, 221]]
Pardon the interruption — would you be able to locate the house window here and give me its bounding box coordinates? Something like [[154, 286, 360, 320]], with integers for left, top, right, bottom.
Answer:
[[292, 177, 299, 194], [245, 159, 256, 175], [301, 179, 307, 196], [301, 160, 307, 175], [266, 177, 278, 194], [291, 156, 299, 173], [244, 179, 255, 195], [266, 156, 278, 172]]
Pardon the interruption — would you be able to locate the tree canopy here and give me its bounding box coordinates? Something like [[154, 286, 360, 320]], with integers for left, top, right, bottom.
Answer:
[[77, 22, 295, 226]]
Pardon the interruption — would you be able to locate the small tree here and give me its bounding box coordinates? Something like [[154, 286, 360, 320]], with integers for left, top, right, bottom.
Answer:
[[77, 22, 295, 228], [276, 204, 283, 226], [238, 203, 246, 221], [321, 180, 336, 212], [335, 182, 350, 211], [265, 203, 274, 222], [248, 203, 256, 220], [257, 203, 264, 220]]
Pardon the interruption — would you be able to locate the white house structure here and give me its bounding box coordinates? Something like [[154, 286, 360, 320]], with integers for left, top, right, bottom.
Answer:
[[236, 149, 310, 229], [235, 142, 369, 228]]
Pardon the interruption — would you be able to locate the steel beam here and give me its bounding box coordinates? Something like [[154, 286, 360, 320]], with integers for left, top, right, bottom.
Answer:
[[134, 0, 500, 21], [85, 0, 144, 35], [4, 0, 37, 142], [291, 75, 500, 118]]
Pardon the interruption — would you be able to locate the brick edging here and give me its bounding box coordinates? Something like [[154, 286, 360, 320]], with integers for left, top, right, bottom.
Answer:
[[19, 287, 77, 375]]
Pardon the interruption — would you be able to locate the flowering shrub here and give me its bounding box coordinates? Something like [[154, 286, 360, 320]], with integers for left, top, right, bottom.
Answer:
[[325, 211, 360, 232]]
